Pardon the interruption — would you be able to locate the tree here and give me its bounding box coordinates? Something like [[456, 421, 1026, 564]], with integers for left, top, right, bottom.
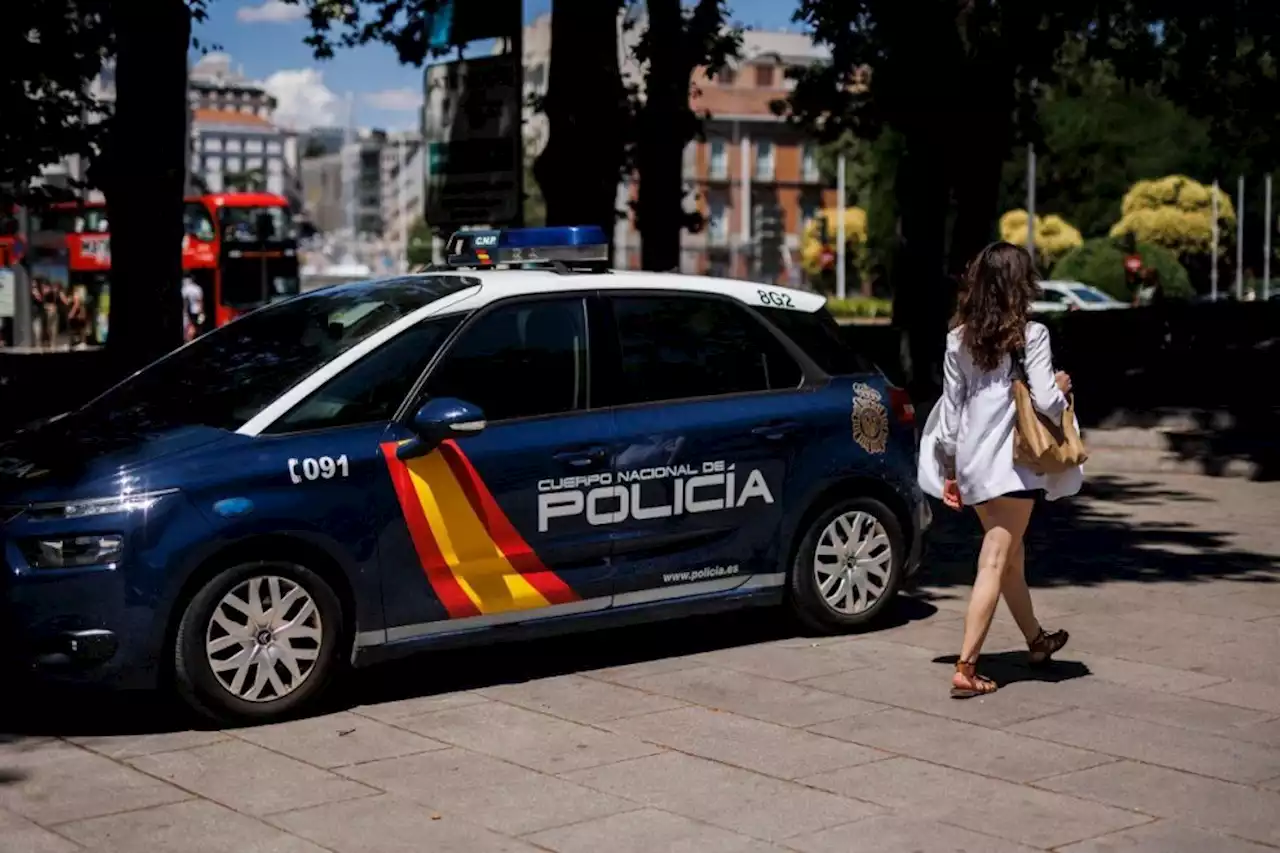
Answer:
[[1109, 175, 1236, 256], [406, 216, 434, 268], [999, 210, 1084, 270], [224, 169, 267, 193], [631, 0, 740, 271], [799, 205, 868, 293], [1052, 237, 1193, 300]]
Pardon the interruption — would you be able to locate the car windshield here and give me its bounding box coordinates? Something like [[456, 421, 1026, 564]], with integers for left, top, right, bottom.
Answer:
[[1070, 286, 1111, 303], [73, 276, 479, 433]]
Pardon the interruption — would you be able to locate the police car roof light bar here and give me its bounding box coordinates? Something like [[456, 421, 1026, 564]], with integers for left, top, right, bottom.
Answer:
[[444, 226, 609, 273]]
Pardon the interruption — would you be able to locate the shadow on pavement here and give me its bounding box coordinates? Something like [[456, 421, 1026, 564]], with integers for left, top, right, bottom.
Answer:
[[913, 474, 1280, 598], [0, 597, 940, 739], [931, 651, 1092, 688]]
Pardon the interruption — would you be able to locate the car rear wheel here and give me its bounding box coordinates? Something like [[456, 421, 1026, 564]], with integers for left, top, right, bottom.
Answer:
[[787, 496, 905, 633], [174, 561, 343, 724]]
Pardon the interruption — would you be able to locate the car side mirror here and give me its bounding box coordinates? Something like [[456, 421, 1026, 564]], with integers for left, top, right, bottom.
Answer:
[[396, 398, 487, 460]]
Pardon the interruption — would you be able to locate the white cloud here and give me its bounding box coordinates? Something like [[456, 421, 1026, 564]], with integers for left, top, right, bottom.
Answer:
[[363, 88, 422, 112], [262, 69, 343, 130], [236, 1, 306, 23]]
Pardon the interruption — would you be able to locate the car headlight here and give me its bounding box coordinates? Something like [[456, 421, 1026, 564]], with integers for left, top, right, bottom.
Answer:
[[19, 534, 124, 570], [26, 489, 178, 522]]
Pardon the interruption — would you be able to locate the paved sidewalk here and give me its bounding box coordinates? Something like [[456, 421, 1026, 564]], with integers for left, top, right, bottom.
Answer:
[[3, 471, 1280, 852]]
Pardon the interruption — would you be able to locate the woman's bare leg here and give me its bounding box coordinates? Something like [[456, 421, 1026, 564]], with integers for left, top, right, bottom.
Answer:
[[1001, 540, 1043, 644], [954, 497, 1034, 690]]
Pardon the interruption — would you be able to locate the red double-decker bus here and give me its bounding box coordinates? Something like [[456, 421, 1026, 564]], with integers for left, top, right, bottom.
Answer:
[[12, 192, 299, 348]]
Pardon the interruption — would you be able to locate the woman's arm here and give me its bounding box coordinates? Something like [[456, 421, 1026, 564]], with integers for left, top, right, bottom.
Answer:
[[1024, 323, 1068, 419], [937, 335, 965, 479]]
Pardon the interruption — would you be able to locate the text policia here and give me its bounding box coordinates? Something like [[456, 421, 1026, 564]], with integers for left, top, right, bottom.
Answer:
[[537, 460, 775, 533]]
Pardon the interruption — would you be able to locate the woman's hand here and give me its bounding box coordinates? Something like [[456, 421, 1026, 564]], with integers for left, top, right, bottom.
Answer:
[[1054, 371, 1072, 394], [942, 479, 963, 510]]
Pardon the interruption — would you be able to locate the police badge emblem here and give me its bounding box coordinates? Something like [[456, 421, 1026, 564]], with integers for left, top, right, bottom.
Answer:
[[851, 382, 889, 454]]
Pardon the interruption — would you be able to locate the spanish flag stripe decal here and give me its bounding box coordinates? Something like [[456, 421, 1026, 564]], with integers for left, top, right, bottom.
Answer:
[[438, 441, 580, 605], [379, 442, 480, 619]]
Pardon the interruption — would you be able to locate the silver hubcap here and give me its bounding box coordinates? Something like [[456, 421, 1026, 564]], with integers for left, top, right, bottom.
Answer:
[[205, 576, 323, 703], [814, 511, 893, 615]]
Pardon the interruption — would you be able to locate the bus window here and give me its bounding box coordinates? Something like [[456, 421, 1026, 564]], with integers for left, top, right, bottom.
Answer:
[[184, 202, 216, 242], [220, 206, 293, 243]]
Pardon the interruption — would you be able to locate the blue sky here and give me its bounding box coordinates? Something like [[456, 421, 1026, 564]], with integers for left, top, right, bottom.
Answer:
[[191, 0, 801, 132]]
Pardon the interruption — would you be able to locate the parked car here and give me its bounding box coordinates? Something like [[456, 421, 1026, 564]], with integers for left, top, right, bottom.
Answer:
[[1032, 280, 1127, 314], [1, 225, 931, 723]]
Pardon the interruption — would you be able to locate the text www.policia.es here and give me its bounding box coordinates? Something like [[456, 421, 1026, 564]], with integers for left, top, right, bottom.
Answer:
[[662, 564, 740, 583]]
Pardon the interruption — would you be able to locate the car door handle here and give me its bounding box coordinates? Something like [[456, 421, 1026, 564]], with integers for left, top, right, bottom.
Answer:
[[751, 421, 800, 441], [553, 446, 609, 467]]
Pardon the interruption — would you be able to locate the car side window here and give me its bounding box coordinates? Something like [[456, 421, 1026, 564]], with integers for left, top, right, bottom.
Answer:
[[423, 297, 588, 422], [1038, 289, 1067, 303], [610, 295, 803, 406], [263, 314, 464, 434]]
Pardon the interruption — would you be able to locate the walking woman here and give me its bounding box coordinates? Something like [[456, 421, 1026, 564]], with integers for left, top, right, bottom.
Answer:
[[925, 242, 1083, 698]]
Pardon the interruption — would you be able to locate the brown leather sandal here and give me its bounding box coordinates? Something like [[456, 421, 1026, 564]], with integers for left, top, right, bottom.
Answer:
[[951, 660, 998, 699], [1028, 627, 1070, 667]]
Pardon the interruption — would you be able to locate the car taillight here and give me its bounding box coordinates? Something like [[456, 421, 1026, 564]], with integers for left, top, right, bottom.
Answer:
[[888, 386, 915, 427]]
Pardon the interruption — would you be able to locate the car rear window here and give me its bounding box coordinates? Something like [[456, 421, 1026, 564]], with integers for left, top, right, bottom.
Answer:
[[754, 306, 874, 376]]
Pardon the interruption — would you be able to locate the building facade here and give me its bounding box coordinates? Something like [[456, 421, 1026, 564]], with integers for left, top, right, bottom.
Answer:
[[379, 131, 425, 251]]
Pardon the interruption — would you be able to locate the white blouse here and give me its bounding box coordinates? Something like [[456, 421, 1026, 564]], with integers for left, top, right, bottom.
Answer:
[[918, 321, 1083, 505]]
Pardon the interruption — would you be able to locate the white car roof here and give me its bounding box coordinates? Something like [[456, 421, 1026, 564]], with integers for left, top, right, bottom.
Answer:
[[436, 268, 828, 315]]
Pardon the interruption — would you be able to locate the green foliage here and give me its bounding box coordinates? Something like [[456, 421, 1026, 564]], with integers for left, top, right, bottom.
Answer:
[[826, 296, 893, 319], [1051, 237, 1193, 301], [523, 158, 546, 227], [406, 217, 434, 268]]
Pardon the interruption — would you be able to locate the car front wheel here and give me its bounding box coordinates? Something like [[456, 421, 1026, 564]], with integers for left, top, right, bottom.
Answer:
[[173, 561, 343, 724], [787, 496, 905, 633]]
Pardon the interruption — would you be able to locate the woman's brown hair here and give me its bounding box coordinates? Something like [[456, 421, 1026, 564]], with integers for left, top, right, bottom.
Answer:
[[951, 241, 1039, 371]]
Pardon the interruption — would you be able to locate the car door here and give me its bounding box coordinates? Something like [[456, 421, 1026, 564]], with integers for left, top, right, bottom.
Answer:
[[377, 294, 618, 641], [594, 291, 814, 605]]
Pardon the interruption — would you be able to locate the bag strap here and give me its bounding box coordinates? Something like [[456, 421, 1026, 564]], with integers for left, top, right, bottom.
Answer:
[[1009, 345, 1030, 384]]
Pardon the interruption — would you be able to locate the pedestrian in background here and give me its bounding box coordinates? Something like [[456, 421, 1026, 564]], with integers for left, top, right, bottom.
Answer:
[[921, 242, 1081, 698]]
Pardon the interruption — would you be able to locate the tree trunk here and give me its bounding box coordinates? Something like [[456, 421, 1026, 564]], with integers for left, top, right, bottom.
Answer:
[[103, 0, 189, 373], [636, 0, 688, 272], [533, 0, 625, 242]]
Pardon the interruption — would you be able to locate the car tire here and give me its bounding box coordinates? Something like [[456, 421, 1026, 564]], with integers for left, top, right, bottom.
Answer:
[[173, 560, 343, 725], [787, 496, 906, 634]]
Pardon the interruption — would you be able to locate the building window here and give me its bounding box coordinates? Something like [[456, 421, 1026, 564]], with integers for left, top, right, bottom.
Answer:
[[708, 138, 728, 180], [716, 67, 736, 85], [802, 143, 820, 182], [226, 157, 242, 173], [707, 198, 728, 245], [800, 200, 820, 230], [754, 64, 776, 88], [247, 157, 264, 171], [266, 140, 282, 154], [268, 158, 284, 174], [204, 137, 223, 153], [205, 156, 223, 173], [754, 139, 775, 181], [225, 138, 242, 153], [245, 139, 264, 154]]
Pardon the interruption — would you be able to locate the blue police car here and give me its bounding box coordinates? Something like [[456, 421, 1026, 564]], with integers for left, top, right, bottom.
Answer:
[[0, 226, 930, 722]]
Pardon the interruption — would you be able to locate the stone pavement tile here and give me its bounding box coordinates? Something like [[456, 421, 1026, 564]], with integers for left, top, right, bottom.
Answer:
[[798, 757, 1149, 850], [421, 773, 637, 837], [802, 663, 1068, 728], [0, 739, 189, 825], [583, 655, 708, 686], [1009, 708, 1280, 784], [1055, 819, 1278, 853], [0, 806, 79, 853], [1038, 761, 1280, 847], [56, 799, 329, 853], [1263, 776, 1280, 792], [66, 729, 229, 761], [393, 700, 662, 774], [231, 710, 449, 768], [1011, 677, 1272, 737], [1229, 718, 1280, 748], [816, 636, 945, 665], [876, 614, 1023, 652], [623, 666, 885, 728], [269, 793, 539, 852], [349, 690, 490, 724], [688, 641, 880, 683], [786, 814, 1044, 853], [604, 706, 890, 780], [1120, 637, 1280, 686], [1062, 652, 1228, 694], [809, 707, 1113, 783], [337, 746, 544, 800], [474, 674, 686, 724], [562, 752, 884, 842], [128, 739, 376, 817], [1182, 679, 1280, 714], [526, 808, 791, 853]]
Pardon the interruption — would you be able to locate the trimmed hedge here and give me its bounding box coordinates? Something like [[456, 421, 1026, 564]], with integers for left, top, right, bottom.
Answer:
[[1051, 237, 1193, 301], [827, 296, 893, 319]]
